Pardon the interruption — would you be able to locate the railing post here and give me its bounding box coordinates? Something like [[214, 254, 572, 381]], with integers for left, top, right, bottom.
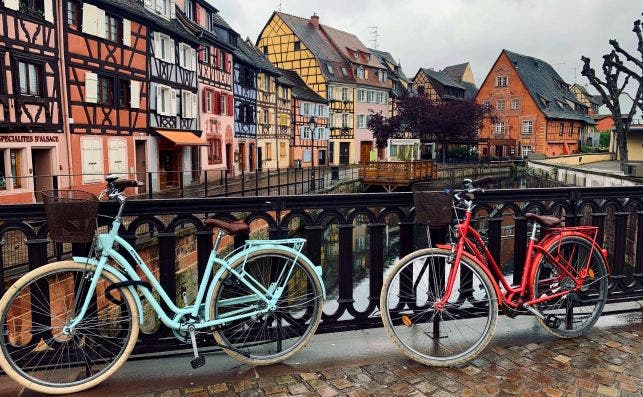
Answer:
[[52, 175, 58, 190], [399, 220, 415, 258], [277, 167, 281, 195], [337, 223, 355, 309], [255, 169, 259, 196], [204, 170, 208, 197], [513, 216, 528, 285], [266, 169, 271, 195], [241, 169, 245, 197], [196, 229, 213, 282], [148, 172, 153, 199], [368, 222, 385, 309], [487, 216, 503, 282], [179, 172, 184, 198], [591, 212, 607, 247], [224, 170, 228, 197], [612, 211, 628, 277], [304, 225, 323, 266], [636, 211, 643, 275], [157, 231, 176, 336], [26, 237, 49, 271]]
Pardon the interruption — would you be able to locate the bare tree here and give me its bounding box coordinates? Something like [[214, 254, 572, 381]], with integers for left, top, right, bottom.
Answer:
[[581, 13, 643, 167]]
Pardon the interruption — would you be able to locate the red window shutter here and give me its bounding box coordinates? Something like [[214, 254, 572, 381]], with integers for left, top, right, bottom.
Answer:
[[224, 53, 231, 72], [214, 91, 221, 114], [202, 90, 208, 112], [198, 46, 204, 62], [227, 94, 233, 116]]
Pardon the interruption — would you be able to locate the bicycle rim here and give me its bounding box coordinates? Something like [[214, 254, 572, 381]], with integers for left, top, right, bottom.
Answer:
[[533, 237, 608, 337], [382, 249, 498, 366], [0, 262, 137, 393], [211, 251, 323, 364]]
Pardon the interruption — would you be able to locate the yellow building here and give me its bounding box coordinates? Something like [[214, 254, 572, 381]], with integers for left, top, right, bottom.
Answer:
[[257, 13, 359, 165]]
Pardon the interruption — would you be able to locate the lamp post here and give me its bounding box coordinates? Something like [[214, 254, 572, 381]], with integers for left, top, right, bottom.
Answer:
[[308, 116, 317, 191]]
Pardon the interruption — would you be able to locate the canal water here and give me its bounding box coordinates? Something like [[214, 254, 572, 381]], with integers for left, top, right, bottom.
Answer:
[[298, 174, 565, 316]]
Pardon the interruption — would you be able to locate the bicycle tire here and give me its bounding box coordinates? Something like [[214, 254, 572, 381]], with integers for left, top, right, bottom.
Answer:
[[380, 248, 498, 367], [210, 249, 323, 365], [532, 236, 608, 338], [0, 261, 139, 395]]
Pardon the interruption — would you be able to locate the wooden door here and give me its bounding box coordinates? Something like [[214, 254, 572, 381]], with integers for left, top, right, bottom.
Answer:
[[135, 140, 147, 193], [360, 142, 372, 163], [339, 142, 350, 165]]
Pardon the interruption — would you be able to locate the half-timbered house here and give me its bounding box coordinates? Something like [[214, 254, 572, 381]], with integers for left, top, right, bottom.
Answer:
[[369, 48, 409, 117], [175, 0, 237, 174], [63, 0, 149, 194], [257, 13, 357, 166], [232, 39, 258, 172], [144, 0, 202, 190], [0, 0, 65, 203], [278, 69, 329, 167]]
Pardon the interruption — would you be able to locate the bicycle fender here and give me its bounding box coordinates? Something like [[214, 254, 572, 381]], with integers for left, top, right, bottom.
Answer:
[[226, 244, 326, 299], [72, 256, 145, 325], [532, 233, 611, 275]]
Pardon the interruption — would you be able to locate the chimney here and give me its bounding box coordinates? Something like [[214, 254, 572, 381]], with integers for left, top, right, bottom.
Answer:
[[310, 14, 319, 28]]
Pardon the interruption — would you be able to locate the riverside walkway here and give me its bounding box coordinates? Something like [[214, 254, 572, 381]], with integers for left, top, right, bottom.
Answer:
[[2, 310, 641, 397]]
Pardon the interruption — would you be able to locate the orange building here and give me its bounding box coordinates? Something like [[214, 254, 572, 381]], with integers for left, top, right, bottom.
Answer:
[[476, 50, 595, 158]]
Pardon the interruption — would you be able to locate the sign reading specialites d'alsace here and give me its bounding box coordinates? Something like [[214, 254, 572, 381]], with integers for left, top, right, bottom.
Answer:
[[0, 136, 60, 143]]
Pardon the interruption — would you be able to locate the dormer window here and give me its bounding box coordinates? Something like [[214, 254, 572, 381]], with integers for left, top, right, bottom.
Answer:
[[353, 51, 358, 59], [326, 63, 334, 75], [185, 0, 194, 20], [356, 66, 365, 79], [341, 67, 347, 77]]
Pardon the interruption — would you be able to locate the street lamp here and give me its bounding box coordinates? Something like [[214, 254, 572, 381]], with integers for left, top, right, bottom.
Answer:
[[308, 116, 317, 191]]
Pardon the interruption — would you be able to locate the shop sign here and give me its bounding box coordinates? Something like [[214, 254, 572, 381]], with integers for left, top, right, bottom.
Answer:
[[0, 135, 59, 143]]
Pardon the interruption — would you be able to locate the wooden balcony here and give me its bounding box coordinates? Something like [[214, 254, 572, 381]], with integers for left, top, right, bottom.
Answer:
[[359, 161, 437, 191]]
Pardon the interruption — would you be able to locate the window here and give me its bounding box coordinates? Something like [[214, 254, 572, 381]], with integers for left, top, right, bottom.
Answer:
[[206, 90, 212, 113], [118, 79, 130, 108], [160, 0, 169, 16], [262, 46, 268, 55], [185, 0, 194, 20], [105, 14, 121, 42], [511, 98, 520, 110], [366, 90, 375, 103], [341, 67, 347, 77], [9, 149, 23, 189], [279, 142, 286, 157], [495, 122, 505, 135], [157, 85, 173, 116], [302, 125, 311, 139], [203, 47, 210, 63], [303, 102, 310, 115], [108, 139, 127, 174], [522, 145, 532, 157], [294, 41, 301, 51], [67, 1, 78, 26], [482, 100, 491, 109], [329, 141, 334, 164], [495, 76, 508, 87], [341, 87, 349, 101], [341, 113, 349, 128], [559, 122, 564, 136], [417, 85, 425, 96], [522, 120, 533, 134], [17, 61, 41, 96], [180, 43, 196, 71], [207, 138, 222, 164], [356, 66, 365, 79], [263, 76, 270, 92], [377, 70, 386, 82], [377, 92, 385, 104], [265, 142, 272, 160], [81, 137, 103, 183], [357, 114, 366, 129], [262, 108, 269, 124], [156, 32, 174, 63], [568, 122, 574, 136], [357, 89, 366, 102], [496, 100, 505, 110], [326, 64, 334, 75], [181, 90, 196, 118], [220, 93, 227, 115], [97, 76, 113, 105], [20, 0, 44, 18]]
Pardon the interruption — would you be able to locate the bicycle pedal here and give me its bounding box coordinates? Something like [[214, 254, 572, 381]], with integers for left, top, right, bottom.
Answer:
[[190, 355, 205, 369], [545, 314, 561, 329]]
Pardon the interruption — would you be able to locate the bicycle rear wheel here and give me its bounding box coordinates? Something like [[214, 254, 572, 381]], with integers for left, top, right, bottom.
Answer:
[[210, 249, 323, 365], [0, 261, 138, 395], [533, 236, 608, 338], [380, 248, 498, 366]]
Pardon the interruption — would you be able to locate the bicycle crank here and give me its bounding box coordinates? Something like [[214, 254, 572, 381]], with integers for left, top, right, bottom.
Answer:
[[188, 325, 206, 369]]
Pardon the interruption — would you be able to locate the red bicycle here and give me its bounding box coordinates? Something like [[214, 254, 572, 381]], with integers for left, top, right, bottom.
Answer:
[[380, 178, 609, 366]]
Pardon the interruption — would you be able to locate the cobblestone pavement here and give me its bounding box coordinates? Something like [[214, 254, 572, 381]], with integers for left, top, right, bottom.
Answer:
[[119, 323, 642, 397]]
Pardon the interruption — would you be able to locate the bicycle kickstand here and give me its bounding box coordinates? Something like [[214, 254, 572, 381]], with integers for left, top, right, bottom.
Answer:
[[188, 325, 206, 369]]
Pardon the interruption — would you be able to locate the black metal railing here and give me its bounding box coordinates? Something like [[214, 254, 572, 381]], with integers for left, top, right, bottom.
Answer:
[[1, 186, 642, 355]]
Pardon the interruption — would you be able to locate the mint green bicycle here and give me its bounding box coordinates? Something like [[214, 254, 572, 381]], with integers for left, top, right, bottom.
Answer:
[[0, 176, 325, 395]]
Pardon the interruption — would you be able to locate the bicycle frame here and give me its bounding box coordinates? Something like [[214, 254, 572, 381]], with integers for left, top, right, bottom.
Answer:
[[436, 207, 607, 311], [66, 214, 324, 333]]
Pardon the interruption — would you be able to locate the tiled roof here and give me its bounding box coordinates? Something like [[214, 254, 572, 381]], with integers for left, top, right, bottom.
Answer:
[[243, 38, 281, 75], [571, 84, 602, 105], [369, 48, 409, 83], [274, 12, 355, 84], [176, 10, 235, 50], [278, 69, 327, 103], [97, 0, 198, 43], [504, 50, 594, 123], [421, 68, 466, 90], [442, 62, 469, 81], [321, 25, 382, 69], [233, 38, 258, 67]]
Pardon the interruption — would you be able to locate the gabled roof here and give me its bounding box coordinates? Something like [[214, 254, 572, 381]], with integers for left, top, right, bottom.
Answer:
[[243, 38, 281, 76], [321, 25, 382, 69], [233, 38, 259, 68], [278, 69, 327, 103], [504, 50, 594, 123], [176, 9, 235, 50], [369, 48, 409, 83], [442, 62, 469, 81], [420, 68, 465, 90], [272, 12, 355, 84]]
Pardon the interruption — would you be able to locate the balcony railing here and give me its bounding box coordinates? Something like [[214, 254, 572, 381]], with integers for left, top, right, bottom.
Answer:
[[1, 186, 642, 355], [359, 161, 437, 186]]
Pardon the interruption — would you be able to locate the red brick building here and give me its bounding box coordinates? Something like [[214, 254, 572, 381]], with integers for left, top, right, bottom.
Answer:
[[476, 50, 595, 158]]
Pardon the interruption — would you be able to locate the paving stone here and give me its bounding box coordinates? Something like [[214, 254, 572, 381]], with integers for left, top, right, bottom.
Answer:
[[596, 385, 620, 397], [274, 375, 295, 385], [330, 378, 353, 390], [299, 372, 319, 381], [317, 386, 339, 397], [159, 390, 181, 397], [287, 383, 309, 395], [207, 383, 229, 394], [239, 390, 263, 397]]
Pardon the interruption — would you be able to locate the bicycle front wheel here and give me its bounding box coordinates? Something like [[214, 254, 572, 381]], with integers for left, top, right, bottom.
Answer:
[[380, 248, 498, 367], [533, 236, 608, 338], [210, 249, 323, 365], [0, 261, 139, 395]]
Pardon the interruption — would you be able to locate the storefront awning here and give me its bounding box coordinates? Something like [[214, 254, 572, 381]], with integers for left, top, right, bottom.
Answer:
[[156, 130, 208, 146]]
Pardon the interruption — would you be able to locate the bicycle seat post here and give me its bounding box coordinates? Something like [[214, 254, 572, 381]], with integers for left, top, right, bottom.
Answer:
[[213, 229, 225, 252], [529, 222, 539, 241]]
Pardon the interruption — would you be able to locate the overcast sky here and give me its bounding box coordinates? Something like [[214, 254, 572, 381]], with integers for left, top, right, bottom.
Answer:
[[214, 0, 641, 90]]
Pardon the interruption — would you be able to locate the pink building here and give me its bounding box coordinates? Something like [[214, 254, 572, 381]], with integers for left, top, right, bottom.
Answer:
[[0, 0, 68, 203]]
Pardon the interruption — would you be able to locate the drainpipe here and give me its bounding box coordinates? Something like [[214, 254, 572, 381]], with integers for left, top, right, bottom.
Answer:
[[56, 0, 74, 189]]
